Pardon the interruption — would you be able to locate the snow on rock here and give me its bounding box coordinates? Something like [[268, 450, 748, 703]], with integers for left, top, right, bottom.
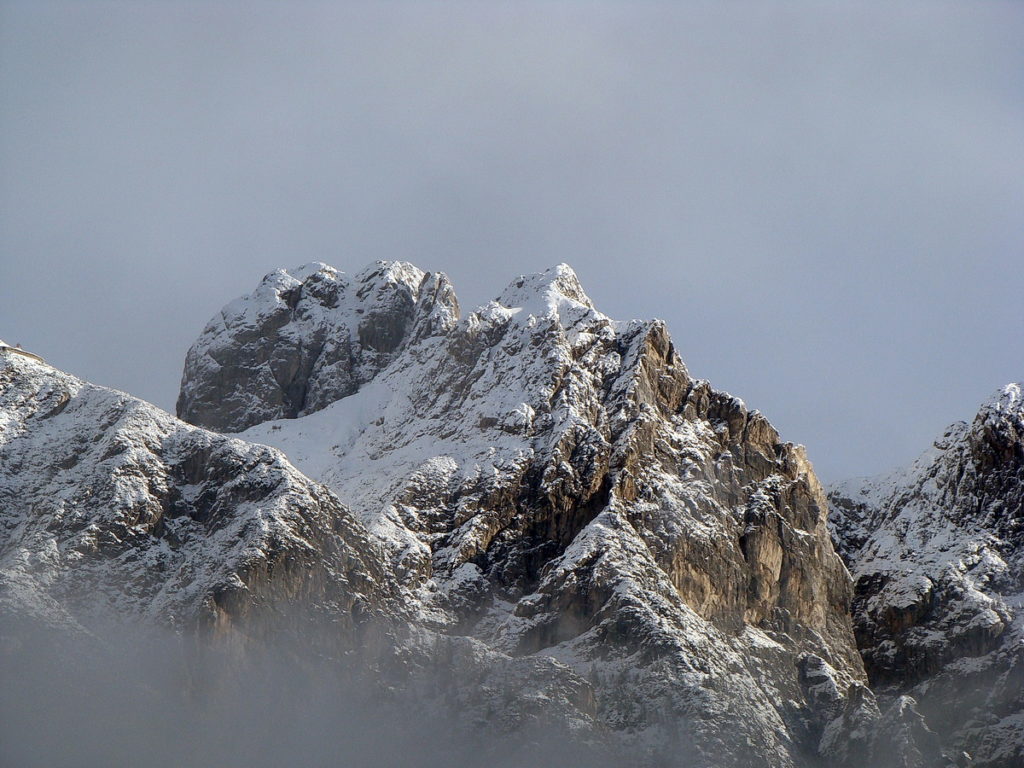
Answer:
[[176, 260, 459, 432], [0, 351, 400, 642], [2, 259, 971, 767], [830, 383, 1024, 768], [198, 262, 882, 766]]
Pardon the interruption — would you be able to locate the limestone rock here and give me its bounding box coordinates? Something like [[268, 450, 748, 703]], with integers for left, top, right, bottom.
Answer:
[[8, 259, 975, 766], [831, 384, 1024, 768], [0, 351, 400, 644], [220, 262, 868, 765], [176, 261, 458, 432]]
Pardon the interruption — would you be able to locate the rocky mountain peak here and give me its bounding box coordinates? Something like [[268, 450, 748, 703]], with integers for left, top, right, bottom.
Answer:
[[495, 263, 596, 315], [830, 382, 1024, 767], [176, 260, 459, 432], [0, 351, 400, 640], [983, 381, 1022, 414], [968, 382, 1024, 471], [206, 260, 879, 765], [8, 259, 985, 766]]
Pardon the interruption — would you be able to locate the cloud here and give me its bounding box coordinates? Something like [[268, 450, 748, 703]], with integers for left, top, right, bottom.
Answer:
[[1, 1, 1022, 481]]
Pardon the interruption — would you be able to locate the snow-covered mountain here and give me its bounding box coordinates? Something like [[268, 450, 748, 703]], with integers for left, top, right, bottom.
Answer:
[[173, 261, 951, 766], [0, 348, 401, 640], [831, 385, 1024, 768], [2, 260, 984, 767], [177, 261, 458, 432]]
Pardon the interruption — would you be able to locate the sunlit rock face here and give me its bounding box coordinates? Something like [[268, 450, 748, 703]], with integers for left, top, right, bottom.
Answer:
[[175, 261, 884, 766], [831, 384, 1024, 768]]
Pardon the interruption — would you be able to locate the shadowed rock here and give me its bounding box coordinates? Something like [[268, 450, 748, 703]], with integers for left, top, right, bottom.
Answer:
[[831, 384, 1024, 767], [176, 261, 458, 432]]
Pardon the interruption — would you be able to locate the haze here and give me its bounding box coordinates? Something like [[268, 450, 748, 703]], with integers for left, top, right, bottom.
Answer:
[[1, 1, 1022, 482]]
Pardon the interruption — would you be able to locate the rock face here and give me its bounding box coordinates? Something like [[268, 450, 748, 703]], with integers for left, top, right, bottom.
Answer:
[[0, 350, 400, 643], [830, 384, 1024, 768], [176, 261, 458, 432], [183, 262, 878, 766]]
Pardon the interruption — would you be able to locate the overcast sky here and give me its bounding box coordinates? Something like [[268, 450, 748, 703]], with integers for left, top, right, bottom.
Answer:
[[2, 1, 1022, 483]]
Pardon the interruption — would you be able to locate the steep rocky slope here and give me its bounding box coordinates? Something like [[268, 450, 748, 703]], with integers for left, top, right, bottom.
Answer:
[[177, 261, 458, 432], [831, 385, 1024, 768], [177, 261, 939, 766], [0, 349, 400, 643]]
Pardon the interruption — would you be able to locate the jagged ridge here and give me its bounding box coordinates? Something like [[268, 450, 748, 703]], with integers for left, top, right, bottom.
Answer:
[[0, 261, 969, 768], [0, 351, 400, 641], [830, 384, 1024, 768], [177, 261, 458, 432]]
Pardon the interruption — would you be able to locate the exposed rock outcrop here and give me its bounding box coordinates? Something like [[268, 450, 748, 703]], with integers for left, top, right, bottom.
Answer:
[[3, 260, 976, 767], [0, 351, 400, 645], [176, 261, 458, 432], [831, 384, 1024, 768], [215, 262, 871, 766]]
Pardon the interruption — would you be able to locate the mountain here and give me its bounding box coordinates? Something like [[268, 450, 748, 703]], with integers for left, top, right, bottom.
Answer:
[[1, 261, 961, 767], [177, 261, 458, 432], [831, 384, 1024, 768], [0, 348, 401, 641], [177, 261, 941, 766]]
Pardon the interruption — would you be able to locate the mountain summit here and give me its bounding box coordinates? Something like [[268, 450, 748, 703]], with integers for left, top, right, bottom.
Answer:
[[174, 261, 912, 766], [831, 383, 1024, 767], [177, 260, 459, 432]]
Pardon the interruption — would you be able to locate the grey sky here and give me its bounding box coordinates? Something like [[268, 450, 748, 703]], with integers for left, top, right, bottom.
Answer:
[[2, 1, 1022, 483]]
